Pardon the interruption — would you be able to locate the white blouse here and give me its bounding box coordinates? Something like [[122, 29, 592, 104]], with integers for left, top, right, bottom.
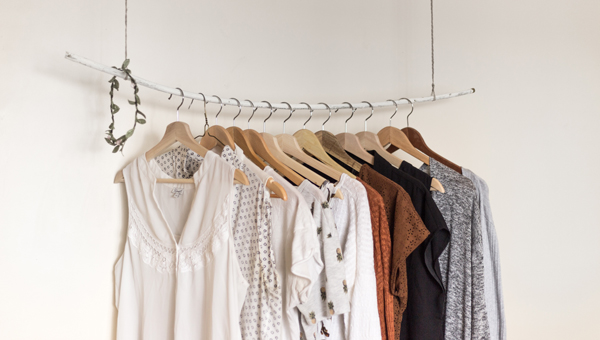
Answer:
[[156, 145, 283, 340], [114, 152, 249, 340], [323, 174, 381, 340], [263, 167, 323, 340]]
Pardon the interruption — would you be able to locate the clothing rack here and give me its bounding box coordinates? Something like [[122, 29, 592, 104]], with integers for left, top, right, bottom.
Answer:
[[65, 52, 475, 112]]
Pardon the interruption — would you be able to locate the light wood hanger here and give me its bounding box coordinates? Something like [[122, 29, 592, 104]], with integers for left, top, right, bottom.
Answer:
[[334, 102, 374, 165], [244, 129, 303, 185], [194, 96, 286, 199], [292, 102, 356, 179], [193, 95, 236, 150], [114, 90, 248, 185], [242, 100, 305, 186], [356, 101, 404, 168], [256, 102, 326, 186], [314, 103, 362, 172], [377, 99, 444, 193], [226, 98, 267, 169], [255, 101, 342, 199], [277, 133, 343, 181], [113, 121, 249, 185], [275, 103, 344, 182]]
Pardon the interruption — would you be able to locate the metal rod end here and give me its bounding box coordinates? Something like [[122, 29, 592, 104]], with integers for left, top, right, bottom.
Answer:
[[471, 88, 476, 93]]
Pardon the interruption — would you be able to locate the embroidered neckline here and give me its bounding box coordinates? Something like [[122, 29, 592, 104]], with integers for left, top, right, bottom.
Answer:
[[127, 197, 231, 274]]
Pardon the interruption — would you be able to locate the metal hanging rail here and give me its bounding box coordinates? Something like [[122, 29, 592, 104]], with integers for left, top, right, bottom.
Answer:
[[65, 52, 475, 112]]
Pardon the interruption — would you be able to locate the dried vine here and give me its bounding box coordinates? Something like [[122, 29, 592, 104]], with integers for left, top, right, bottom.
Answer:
[[105, 59, 146, 153]]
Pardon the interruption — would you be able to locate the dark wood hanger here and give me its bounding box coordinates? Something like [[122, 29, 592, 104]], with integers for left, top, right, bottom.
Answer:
[[377, 99, 444, 192], [399, 127, 462, 174]]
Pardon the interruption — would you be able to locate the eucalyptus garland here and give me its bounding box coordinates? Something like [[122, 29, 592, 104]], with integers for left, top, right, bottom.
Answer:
[[105, 59, 146, 153]]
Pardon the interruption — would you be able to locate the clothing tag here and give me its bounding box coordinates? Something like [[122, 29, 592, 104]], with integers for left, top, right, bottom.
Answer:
[[171, 188, 184, 198]]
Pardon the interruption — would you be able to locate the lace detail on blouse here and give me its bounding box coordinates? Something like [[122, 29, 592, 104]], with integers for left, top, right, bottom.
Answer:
[[127, 196, 231, 274], [128, 202, 176, 274]]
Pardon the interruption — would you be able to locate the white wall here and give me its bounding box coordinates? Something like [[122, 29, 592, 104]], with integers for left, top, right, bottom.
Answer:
[[1, 0, 599, 339]]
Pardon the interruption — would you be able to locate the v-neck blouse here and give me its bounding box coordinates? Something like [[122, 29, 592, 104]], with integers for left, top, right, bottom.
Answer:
[[114, 152, 249, 340]]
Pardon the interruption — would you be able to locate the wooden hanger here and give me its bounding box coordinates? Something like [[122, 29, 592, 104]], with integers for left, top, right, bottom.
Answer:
[[314, 103, 362, 172], [334, 102, 375, 164], [383, 98, 460, 173], [356, 101, 404, 168], [243, 129, 302, 184], [250, 101, 342, 199], [195, 95, 236, 150], [275, 102, 344, 182], [114, 91, 248, 185], [400, 127, 462, 174], [265, 177, 288, 200], [241, 101, 305, 186], [377, 99, 444, 193], [226, 98, 267, 169], [196, 96, 286, 198], [277, 133, 343, 181], [256, 102, 327, 186], [292, 102, 356, 178], [316, 131, 362, 171], [113, 121, 249, 185]]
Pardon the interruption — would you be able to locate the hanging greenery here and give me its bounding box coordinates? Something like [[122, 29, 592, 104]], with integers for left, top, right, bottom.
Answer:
[[105, 59, 146, 153]]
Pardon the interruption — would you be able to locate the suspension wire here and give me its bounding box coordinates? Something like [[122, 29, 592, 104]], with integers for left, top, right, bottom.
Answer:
[[430, 0, 436, 101], [125, 0, 128, 60]]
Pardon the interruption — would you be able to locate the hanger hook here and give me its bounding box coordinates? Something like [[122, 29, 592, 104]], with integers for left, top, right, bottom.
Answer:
[[246, 99, 257, 129], [318, 102, 331, 131], [361, 101, 374, 131], [386, 99, 398, 126], [167, 87, 185, 121], [230, 98, 241, 127], [260, 101, 275, 132], [261, 101, 276, 132], [341, 102, 355, 133], [401, 98, 415, 128], [281, 102, 294, 133], [187, 93, 210, 129], [300, 102, 313, 129], [212, 95, 223, 125]]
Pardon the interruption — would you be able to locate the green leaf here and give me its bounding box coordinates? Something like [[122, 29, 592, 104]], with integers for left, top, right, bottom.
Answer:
[[113, 80, 120, 90], [136, 118, 146, 124], [126, 129, 134, 138], [112, 145, 120, 153], [105, 137, 114, 145], [128, 100, 136, 105], [135, 94, 140, 105], [134, 87, 139, 94], [137, 111, 146, 118], [112, 104, 120, 113], [122, 59, 130, 69], [109, 123, 115, 130]]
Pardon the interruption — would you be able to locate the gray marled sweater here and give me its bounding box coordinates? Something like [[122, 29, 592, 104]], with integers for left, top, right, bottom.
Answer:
[[421, 159, 490, 340], [462, 168, 505, 340]]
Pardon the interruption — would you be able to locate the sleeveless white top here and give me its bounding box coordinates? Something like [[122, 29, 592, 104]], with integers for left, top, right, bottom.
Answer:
[[114, 151, 249, 340]]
